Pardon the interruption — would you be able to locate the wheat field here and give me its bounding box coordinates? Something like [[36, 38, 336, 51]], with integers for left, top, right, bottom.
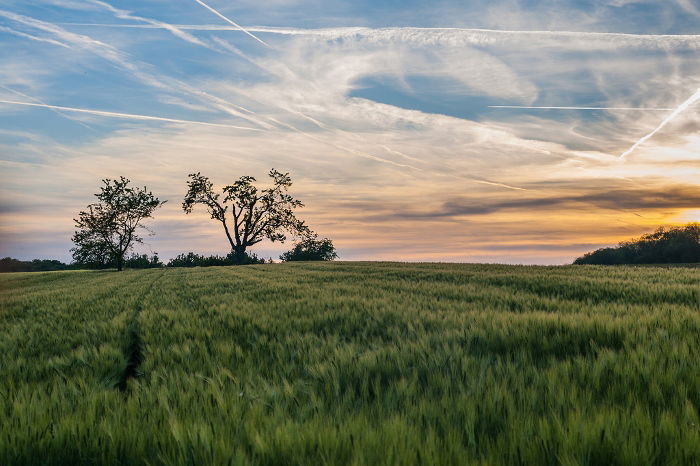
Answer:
[[1, 262, 699, 465]]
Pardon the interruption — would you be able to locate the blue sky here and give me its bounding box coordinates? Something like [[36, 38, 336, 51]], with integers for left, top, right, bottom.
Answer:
[[1, 0, 699, 263]]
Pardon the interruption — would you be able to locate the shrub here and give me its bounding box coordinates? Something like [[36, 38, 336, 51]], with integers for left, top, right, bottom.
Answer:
[[166, 251, 265, 267], [280, 237, 337, 262], [124, 254, 164, 269]]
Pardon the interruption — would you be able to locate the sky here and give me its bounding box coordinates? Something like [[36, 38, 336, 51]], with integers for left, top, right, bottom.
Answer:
[[0, 0, 699, 264]]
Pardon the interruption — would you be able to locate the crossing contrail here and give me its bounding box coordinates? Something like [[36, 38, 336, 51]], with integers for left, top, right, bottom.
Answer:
[[192, 0, 271, 47], [619, 88, 700, 159], [0, 100, 263, 131], [489, 105, 674, 111]]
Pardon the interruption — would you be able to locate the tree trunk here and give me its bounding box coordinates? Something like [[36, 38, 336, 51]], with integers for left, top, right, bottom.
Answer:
[[116, 254, 123, 272], [233, 245, 246, 265]]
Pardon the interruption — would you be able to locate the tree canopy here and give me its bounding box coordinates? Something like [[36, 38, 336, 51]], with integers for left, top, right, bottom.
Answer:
[[183, 169, 311, 263], [72, 177, 165, 271], [574, 223, 700, 265], [280, 236, 338, 262]]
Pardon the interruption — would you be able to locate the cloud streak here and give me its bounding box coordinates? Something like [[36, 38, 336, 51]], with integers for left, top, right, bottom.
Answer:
[[0, 99, 264, 131], [57, 24, 700, 50], [0, 25, 71, 48]]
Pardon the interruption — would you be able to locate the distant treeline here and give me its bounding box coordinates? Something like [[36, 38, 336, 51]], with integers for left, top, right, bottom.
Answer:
[[0, 257, 78, 273], [2, 251, 290, 273], [575, 223, 700, 265]]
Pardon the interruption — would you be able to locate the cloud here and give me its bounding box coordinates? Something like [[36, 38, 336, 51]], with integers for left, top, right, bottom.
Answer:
[[431, 185, 700, 218]]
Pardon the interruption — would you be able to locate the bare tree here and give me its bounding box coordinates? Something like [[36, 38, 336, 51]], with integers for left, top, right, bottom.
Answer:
[[72, 177, 165, 271], [183, 169, 311, 263]]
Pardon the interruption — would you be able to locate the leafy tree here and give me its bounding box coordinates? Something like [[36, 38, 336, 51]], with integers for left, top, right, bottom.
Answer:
[[72, 177, 165, 271], [280, 236, 337, 262], [183, 169, 311, 263], [574, 223, 700, 265]]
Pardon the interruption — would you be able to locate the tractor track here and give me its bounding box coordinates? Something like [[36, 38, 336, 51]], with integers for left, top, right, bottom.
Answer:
[[116, 270, 165, 395]]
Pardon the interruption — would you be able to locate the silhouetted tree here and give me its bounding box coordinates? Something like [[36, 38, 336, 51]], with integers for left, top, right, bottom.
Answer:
[[574, 223, 700, 265], [72, 177, 165, 271], [183, 169, 311, 263], [280, 236, 337, 262]]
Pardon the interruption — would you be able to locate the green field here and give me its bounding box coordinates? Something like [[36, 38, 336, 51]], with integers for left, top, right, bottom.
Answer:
[[1, 262, 699, 465]]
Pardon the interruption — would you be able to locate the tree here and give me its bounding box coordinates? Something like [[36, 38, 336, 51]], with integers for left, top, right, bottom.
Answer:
[[280, 236, 337, 262], [183, 169, 311, 263], [71, 177, 165, 271]]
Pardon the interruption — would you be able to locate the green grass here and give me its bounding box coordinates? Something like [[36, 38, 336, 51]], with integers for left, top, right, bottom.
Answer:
[[1, 262, 699, 465]]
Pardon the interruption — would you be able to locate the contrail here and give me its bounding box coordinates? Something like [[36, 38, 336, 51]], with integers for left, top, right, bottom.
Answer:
[[88, 0, 211, 49], [471, 179, 528, 191], [192, 0, 271, 47], [381, 145, 424, 164], [0, 100, 263, 131], [0, 25, 70, 48], [57, 23, 700, 50], [620, 88, 700, 159], [0, 85, 94, 131], [489, 105, 674, 111]]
